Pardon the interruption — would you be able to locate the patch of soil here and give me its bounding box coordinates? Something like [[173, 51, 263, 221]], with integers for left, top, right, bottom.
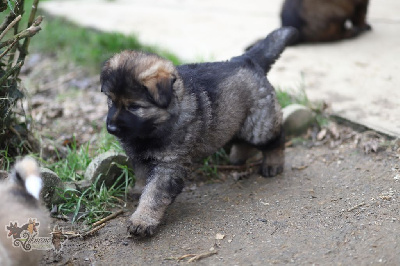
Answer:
[[21, 53, 107, 152], [21, 53, 399, 265], [41, 143, 399, 265]]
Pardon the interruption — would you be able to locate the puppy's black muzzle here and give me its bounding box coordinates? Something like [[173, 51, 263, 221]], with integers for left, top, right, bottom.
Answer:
[[106, 105, 156, 140], [107, 123, 119, 135]]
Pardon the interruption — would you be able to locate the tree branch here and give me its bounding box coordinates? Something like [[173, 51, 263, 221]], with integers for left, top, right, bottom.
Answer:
[[0, 61, 22, 86], [0, 24, 41, 49], [0, 15, 21, 41]]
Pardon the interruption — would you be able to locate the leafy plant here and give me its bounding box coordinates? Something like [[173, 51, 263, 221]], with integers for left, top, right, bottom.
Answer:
[[197, 148, 229, 179], [0, 0, 42, 156]]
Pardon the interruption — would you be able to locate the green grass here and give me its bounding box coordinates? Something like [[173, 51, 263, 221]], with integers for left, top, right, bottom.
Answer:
[[0, 130, 132, 226], [37, 128, 133, 225], [197, 148, 229, 179], [1, 0, 181, 74], [57, 164, 132, 225], [30, 17, 181, 74], [0, 148, 14, 171], [275, 77, 311, 109], [276, 80, 329, 127], [44, 138, 92, 182]]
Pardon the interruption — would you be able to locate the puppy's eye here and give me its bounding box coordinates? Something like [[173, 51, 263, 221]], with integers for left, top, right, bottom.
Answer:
[[127, 104, 142, 112]]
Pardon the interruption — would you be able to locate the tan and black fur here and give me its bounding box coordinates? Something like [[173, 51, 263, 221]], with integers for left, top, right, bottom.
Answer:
[[100, 27, 298, 237], [281, 0, 371, 43], [0, 157, 49, 266]]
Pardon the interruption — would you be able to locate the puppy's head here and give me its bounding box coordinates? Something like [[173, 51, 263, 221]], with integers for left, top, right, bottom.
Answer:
[[11, 157, 43, 200], [100, 51, 177, 139]]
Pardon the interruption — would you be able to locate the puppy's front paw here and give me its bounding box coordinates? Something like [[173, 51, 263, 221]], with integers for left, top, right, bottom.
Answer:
[[127, 212, 159, 237]]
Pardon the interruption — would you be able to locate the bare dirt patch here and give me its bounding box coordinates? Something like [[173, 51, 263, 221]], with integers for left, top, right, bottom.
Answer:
[[21, 53, 107, 149], [41, 143, 399, 265]]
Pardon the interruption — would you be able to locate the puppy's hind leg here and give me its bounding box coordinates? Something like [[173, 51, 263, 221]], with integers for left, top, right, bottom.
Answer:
[[229, 142, 258, 165], [259, 128, 285, 177]]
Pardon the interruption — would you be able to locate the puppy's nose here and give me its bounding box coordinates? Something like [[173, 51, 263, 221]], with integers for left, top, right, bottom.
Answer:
[[107, 123, 119, 134]]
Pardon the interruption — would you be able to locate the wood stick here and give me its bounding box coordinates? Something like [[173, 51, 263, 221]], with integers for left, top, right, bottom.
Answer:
[[213, 161, 261, 170], [92, 210, 124, 228], [187, 251, 218, 263], [82, 223, 106, 238], [0, 15, 21, 41], [347, 202, 366, 212]]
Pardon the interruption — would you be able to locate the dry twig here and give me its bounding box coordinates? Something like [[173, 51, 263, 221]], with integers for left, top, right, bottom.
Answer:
[[214, 161, 261, 170], [291, 165, 308, 170], [0, 24, 42, 49], [166, 250, 218, 263], [92, 210, 124, 228], [82, 223, 106, 238], [0, 15, 21, 41], [0, 39, 17, 60], [347, 202, 366, 212], [187, 251, 218, 263]]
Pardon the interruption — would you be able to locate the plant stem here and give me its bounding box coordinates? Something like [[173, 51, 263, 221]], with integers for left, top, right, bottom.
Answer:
[[0, 61, 22, 86], [0, 39, 17, 60], [18, 0, 41, 67], [0, 15, 21, 41], [0, 24, 41, 49]]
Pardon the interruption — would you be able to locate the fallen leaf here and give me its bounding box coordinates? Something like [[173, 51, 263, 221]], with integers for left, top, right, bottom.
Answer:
[[291, 165, 308, 170], [317, 128, 327, 141], [328, 124, 340, 140], [215, 233, 225, 240], [363, 139, 379, 154]]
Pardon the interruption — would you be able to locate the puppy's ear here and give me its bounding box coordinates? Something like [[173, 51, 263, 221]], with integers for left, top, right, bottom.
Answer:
[[138, 61, 176, 108]]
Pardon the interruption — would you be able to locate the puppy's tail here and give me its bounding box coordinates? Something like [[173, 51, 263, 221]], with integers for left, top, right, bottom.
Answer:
[[11, 157, 43, 200], [242, 27, 298, 73]]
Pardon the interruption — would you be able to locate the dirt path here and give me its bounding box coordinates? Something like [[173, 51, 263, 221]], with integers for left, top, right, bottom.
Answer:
[[41, 141, 400, 265]]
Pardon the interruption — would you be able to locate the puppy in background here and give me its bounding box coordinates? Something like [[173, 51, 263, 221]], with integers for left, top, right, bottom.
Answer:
[[0, 157, 49, 266], [281, 0, 371, 43], [101, 27, 297, 237]]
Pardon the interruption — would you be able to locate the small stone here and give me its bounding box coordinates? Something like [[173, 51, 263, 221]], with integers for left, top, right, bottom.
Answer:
[[282, 104, 315, 136], [40, 167, 64, 207], [84, 151, 132, 188]]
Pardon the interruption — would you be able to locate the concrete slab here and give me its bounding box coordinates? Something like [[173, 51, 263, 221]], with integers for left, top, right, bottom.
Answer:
[[40, 0, 400, 137]]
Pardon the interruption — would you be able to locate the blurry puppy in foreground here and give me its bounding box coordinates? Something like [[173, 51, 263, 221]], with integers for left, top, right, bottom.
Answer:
[[0, 157, 49, 266], [281, 0, 371, 43], [101, 27, 298, 237]]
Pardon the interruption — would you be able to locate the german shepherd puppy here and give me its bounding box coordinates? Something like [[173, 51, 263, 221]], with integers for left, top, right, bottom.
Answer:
[[0, 157, 49, 265], [100, 27, 298, 237], [281, 0, 371, 43]]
